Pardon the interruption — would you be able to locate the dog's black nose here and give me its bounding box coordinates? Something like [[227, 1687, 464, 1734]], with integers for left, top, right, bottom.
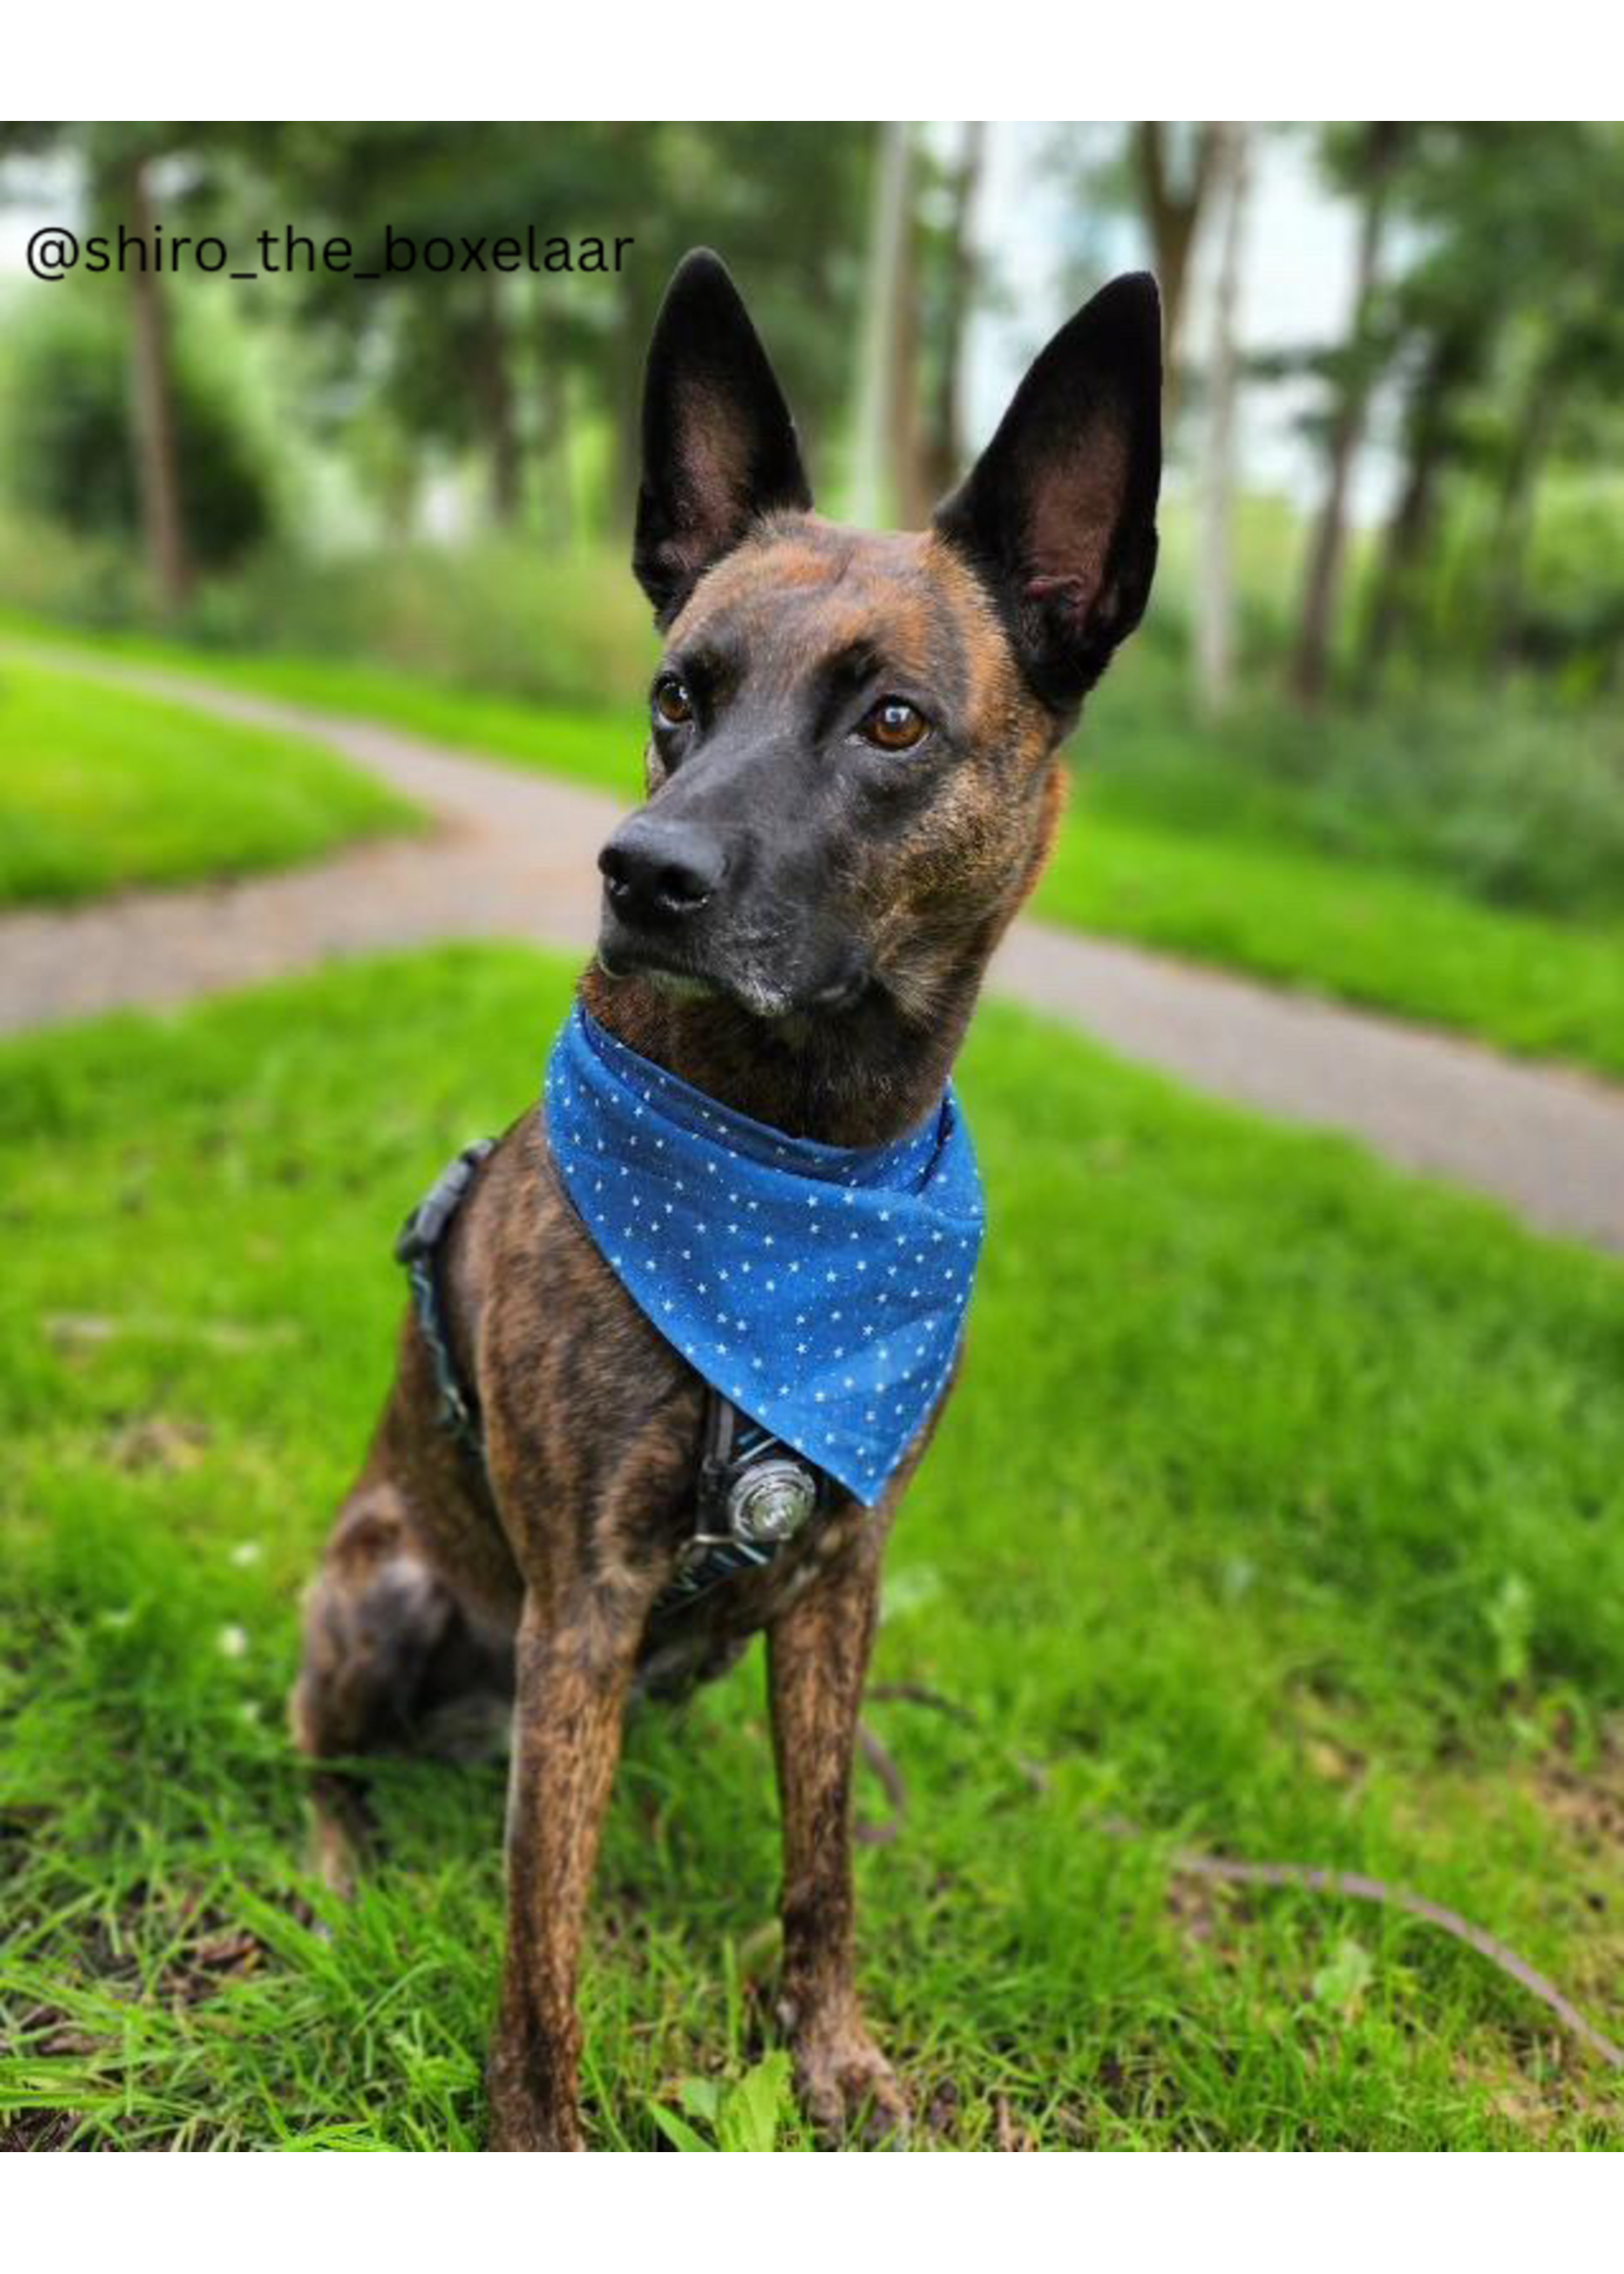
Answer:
[[599, 816, 725, 922]]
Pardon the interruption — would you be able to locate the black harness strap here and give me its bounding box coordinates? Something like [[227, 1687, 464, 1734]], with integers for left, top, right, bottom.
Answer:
[[394, 1138, 495, 1458], [394, 1139, 829, 1625]]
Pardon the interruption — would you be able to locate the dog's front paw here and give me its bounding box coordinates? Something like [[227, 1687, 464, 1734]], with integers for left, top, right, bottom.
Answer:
[[788, 2010, 909, 2148]]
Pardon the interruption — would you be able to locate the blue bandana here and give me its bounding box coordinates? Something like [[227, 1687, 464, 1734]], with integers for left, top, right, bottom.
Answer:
[[543, 1006, 985, 1506]]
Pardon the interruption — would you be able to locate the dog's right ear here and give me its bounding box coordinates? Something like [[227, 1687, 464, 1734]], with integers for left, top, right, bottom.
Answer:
[[632, 250, 813, 626]]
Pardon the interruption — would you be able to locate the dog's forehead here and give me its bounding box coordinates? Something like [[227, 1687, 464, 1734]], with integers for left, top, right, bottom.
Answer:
[[672, 517, 1015, 707]]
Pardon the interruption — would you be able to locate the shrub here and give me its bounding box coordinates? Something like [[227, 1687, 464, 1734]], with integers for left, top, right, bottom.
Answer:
[[0, 285, 276, 571]]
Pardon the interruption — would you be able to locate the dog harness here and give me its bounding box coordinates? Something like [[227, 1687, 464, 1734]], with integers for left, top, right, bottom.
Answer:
[[396, 1006, 985, 1622]]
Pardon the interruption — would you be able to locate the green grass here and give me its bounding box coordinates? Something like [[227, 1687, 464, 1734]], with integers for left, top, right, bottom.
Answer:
[[0, 653, 419, 908], [0, 609, 645, 800], [1075, 638, 1624, 926], [5, 609, 1621, 1082], [3, 945, 1623, 2150], [1039, 810, 1624, 1078], [110, 650, 642, 800]]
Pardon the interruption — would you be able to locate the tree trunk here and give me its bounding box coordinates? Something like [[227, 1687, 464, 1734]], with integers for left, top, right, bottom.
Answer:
[[1133, 120, 1217, 424], [1488, 366, 1563, 671], [1362, 428, 1442, 677], [1361, 321, 1479, 676], [609, 262, 664, 536], [1193, 124, 1250, 718], [474, 274, 523, 528], [125, 156, 190, 616], [851, 122, 915, 528], [1288, 124, 1404, 707], [888, 146, 930, 529], [922, 121, 986, 500], [534, 316, 573, 551]]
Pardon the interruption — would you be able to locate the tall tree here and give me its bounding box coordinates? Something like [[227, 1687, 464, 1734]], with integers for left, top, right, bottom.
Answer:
[[602, 122, 873, 529], [1288, 122, 1407, 706], [1355, 124, 1624, 677], [247, 123, 654, 538], [851, 122, 915, 527], [920, 122, 986, 502], [1193, 123, 1250, 717], [1361, 310, 1488, 675], [1132, 122, 1219, 420], [1479, 139, 1624, 666], [122, 151, 191, 612], [3, 123, 199, 612]]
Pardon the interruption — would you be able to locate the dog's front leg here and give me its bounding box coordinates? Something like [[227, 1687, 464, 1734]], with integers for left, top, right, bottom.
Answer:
[[486, 1596, 638, 2151], [768, 1532, 908, 2145]]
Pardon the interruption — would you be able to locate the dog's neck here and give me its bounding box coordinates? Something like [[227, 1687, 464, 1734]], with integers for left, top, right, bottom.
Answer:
[[577, 955, 994, 1149]]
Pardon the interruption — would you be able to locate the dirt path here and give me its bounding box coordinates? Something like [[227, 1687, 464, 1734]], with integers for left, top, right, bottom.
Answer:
[[5, 651, 1622, 1254]]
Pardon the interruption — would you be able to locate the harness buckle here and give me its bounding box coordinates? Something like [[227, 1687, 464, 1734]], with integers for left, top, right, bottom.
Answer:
[[725, 1455, 818, 1545]]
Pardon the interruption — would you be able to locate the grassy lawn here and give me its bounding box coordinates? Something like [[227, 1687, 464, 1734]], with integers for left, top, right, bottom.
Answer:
[[3, 945, 1623, 2149], [1038, 812, 1624, 1078], [5, 610, 1621, 1082], [0, 611, 645, 801], [0, 654, 419, 909]]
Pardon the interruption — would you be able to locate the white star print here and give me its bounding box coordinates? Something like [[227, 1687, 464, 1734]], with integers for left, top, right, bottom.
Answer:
[[551, 1012, 982, 1507]]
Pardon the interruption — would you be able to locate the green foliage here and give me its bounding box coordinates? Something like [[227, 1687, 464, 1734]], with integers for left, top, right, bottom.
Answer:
[[1416, 471, 1624, 688], [0, 518, 657, 710], [1522, 476, 1624, 683], [0, 284, 278, 572], [2, 947, 1622, 2148], [1079, 640, 1624, 924], [1351, 123, 1624, 684], [0, 510, 146, 633], [214, 121, 872, 527], [181, 538, 658, 711], [650, 2055, 795, 2151]]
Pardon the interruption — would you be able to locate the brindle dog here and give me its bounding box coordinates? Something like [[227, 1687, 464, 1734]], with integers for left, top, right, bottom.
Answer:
[[290, 249, 1162, 2150]]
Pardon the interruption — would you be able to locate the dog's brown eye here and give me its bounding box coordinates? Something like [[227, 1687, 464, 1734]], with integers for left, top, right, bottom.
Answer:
[[860, 699, 928, 752], [653, 676, 693, 727]]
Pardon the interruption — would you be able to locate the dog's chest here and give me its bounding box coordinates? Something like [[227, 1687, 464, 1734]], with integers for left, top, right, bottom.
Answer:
[[633, 1495, 869, 1698]]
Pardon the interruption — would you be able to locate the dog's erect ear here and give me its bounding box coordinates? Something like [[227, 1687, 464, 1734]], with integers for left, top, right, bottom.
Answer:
[[632, 250, 813, 625], [934, 271, 1162, 710]]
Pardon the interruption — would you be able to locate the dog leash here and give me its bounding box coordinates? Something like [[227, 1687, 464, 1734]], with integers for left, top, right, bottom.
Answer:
[[393, 1139, 830, 1623]]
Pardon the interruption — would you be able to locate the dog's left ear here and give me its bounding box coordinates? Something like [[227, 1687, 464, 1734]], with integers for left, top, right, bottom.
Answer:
[[633, 249, 814, 625], [934, 271, 1162, 710]]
